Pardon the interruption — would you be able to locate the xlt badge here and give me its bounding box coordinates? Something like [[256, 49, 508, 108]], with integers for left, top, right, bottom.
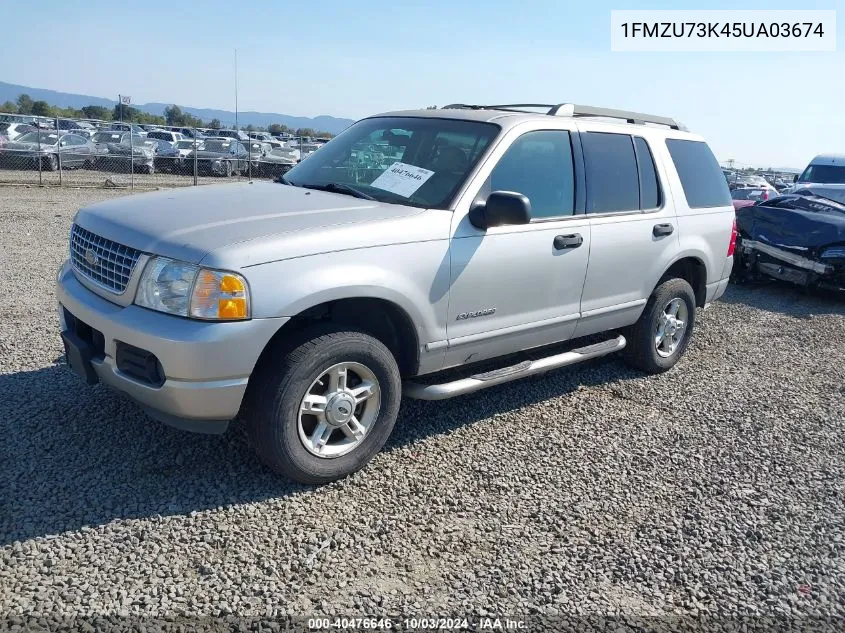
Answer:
[[456, 308, 496, 321]]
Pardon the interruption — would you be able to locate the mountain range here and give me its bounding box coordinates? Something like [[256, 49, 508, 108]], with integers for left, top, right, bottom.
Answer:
[[0, 81, 355, 134]]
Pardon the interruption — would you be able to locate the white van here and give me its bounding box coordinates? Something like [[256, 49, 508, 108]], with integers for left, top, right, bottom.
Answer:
[[790, 154, 845, 190]]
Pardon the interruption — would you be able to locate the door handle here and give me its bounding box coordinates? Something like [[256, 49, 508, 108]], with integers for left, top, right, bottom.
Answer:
[[553, 233, 583, 250], [653, 223, 674, 237]]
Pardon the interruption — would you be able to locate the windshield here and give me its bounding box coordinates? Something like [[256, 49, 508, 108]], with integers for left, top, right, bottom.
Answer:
[[798, 164, 845, 184], [176, 140, 200, 149], [93, 132, 124, 144], [16, 132, 57, 144], [204, 140, 234, 152], [283, 117, 499, 209]]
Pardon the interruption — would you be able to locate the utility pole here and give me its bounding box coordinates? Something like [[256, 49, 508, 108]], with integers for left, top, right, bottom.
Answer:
[[234, 49, 239, 130]]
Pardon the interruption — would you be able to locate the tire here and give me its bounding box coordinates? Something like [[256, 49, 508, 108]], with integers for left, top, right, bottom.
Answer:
[[45, 154, 58, 171], [223, 160, 233, 177], [622, 277, 696, 374], [245, 325, 402, 484], [143, 163, 154, 175]]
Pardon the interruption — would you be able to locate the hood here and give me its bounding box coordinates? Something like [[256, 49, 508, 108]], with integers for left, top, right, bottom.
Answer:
[[73, 181, 424, 265], [737, 192, 845, 256]]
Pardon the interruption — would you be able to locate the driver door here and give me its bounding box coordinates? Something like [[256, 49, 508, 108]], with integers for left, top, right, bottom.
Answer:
[[443, 126, 590, 368]]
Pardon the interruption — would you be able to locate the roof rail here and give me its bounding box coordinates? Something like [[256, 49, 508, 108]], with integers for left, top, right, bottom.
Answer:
[[440, 103, 687, 131]]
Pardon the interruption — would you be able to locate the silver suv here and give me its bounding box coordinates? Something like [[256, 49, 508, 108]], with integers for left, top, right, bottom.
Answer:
[[57, 103, 736, 483]]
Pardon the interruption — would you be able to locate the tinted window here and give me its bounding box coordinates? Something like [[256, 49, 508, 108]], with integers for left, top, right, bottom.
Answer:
[[634, 137, 660, 209], [583, 132, 639, 213], [489, 130, 574, 218], [666, 139, 731, 208]]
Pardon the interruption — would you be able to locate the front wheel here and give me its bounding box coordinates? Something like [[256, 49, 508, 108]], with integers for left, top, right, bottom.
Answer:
[[44, 154, 58, 171], [622, 277, 696, 374], [245, 325, 402, 484]]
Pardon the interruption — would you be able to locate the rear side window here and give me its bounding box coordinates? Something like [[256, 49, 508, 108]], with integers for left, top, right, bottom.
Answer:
[[666, 139, 731, 208], [582, 132, 639, 213]]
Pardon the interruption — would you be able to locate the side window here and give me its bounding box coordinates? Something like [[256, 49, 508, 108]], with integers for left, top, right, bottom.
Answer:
[[489, 130, 575, 219], [582, 132, 639, 213], [665, 139, 732, 208], [634, 137, 660, 209]]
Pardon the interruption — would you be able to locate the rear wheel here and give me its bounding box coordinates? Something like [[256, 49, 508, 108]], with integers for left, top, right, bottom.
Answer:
[[44, 154, 58, 171], [223, 160, 233, 177], [622, 277, 696, 374], [245, 325, 402, 484]]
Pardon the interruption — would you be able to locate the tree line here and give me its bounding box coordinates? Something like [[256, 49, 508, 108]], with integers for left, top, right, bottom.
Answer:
[[2, 94, 335, 137]]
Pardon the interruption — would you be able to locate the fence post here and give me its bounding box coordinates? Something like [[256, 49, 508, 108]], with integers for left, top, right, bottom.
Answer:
[[130, 128, 134, 190], [193, 129, 198, 186], [37, 124, 42, 186], [56, 116, 62, 186], [248, 138, 252, 181]]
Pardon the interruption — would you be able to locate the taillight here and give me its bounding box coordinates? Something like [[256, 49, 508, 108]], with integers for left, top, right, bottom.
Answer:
[[761, 191, 769, 200], [727, 218, 738, 257]]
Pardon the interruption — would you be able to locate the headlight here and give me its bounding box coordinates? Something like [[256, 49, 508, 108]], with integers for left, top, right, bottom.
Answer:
[[135, 257, 250, 320]]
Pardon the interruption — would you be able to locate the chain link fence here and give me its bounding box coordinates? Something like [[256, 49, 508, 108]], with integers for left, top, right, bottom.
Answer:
[[0, 116, 303, 189]]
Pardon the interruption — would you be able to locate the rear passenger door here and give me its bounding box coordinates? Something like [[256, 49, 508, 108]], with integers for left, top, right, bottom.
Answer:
[[573, 127, 679, 338]]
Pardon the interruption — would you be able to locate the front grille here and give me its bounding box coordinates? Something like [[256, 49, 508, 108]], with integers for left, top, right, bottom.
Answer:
[[70, 224, 142, 293]]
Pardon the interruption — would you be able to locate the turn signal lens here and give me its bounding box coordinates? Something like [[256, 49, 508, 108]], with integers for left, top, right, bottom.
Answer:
[[189, 270, 250, 320]]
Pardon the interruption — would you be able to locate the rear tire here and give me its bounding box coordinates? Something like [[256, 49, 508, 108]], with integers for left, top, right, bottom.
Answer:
[[45, 154, 58, 171], [245, 325, 402, 484], [223, 160, 233, 177], [622, 277, 696, 374]]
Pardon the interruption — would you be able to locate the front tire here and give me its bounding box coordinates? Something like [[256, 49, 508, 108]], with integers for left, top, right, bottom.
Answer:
[[245, 325, 402, 484], [622, 277, 696, 374]]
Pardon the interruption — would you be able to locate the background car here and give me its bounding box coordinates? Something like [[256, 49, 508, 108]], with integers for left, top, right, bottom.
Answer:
[[108, 122, 147, 136], [189, 138, 249, 176], [258, 146, 299, 177], [147, 130, 184, 145], [731, 187, 778, 211], [0, 122, 36, 142], [101, 134, 158, 173], [0, 132, 94, 171], [216, 129, 249, 142]]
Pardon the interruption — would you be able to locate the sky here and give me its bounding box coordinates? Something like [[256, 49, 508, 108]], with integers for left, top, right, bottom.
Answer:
[[1, 0, 843, 168]]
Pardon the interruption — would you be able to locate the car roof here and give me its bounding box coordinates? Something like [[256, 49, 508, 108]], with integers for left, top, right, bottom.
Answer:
[[369, 106, 701, 139], [809, 154, 845, 165]]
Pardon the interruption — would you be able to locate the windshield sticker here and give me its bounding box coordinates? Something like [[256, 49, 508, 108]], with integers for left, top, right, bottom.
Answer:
[[370, 162, 435, 198]]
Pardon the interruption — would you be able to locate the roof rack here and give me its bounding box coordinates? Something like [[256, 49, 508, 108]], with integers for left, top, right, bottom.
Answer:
[[440, 103, 687, 131]]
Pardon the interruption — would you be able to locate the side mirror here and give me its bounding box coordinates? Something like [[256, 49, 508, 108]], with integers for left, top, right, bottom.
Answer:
[[468, 191, 532, 229]]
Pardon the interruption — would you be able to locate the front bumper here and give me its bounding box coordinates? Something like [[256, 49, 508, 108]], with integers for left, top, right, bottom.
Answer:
[[56, 261, 288, 431]]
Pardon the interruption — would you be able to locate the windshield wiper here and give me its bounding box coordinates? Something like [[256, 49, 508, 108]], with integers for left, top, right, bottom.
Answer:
[[301, 182, 376, 200]]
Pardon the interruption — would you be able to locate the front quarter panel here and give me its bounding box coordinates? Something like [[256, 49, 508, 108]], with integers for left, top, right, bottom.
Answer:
[[241, 237, 453, 374]]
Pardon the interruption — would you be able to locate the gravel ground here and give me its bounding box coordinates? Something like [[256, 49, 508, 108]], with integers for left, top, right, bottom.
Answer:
[[0, 187, 843, 626]]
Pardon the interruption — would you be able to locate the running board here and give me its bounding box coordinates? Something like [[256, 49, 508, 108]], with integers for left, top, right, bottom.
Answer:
[[403, 334, 626, 400]]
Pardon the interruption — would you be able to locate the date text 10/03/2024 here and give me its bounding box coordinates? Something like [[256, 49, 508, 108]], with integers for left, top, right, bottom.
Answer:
[[307, 617, 529, 630]]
